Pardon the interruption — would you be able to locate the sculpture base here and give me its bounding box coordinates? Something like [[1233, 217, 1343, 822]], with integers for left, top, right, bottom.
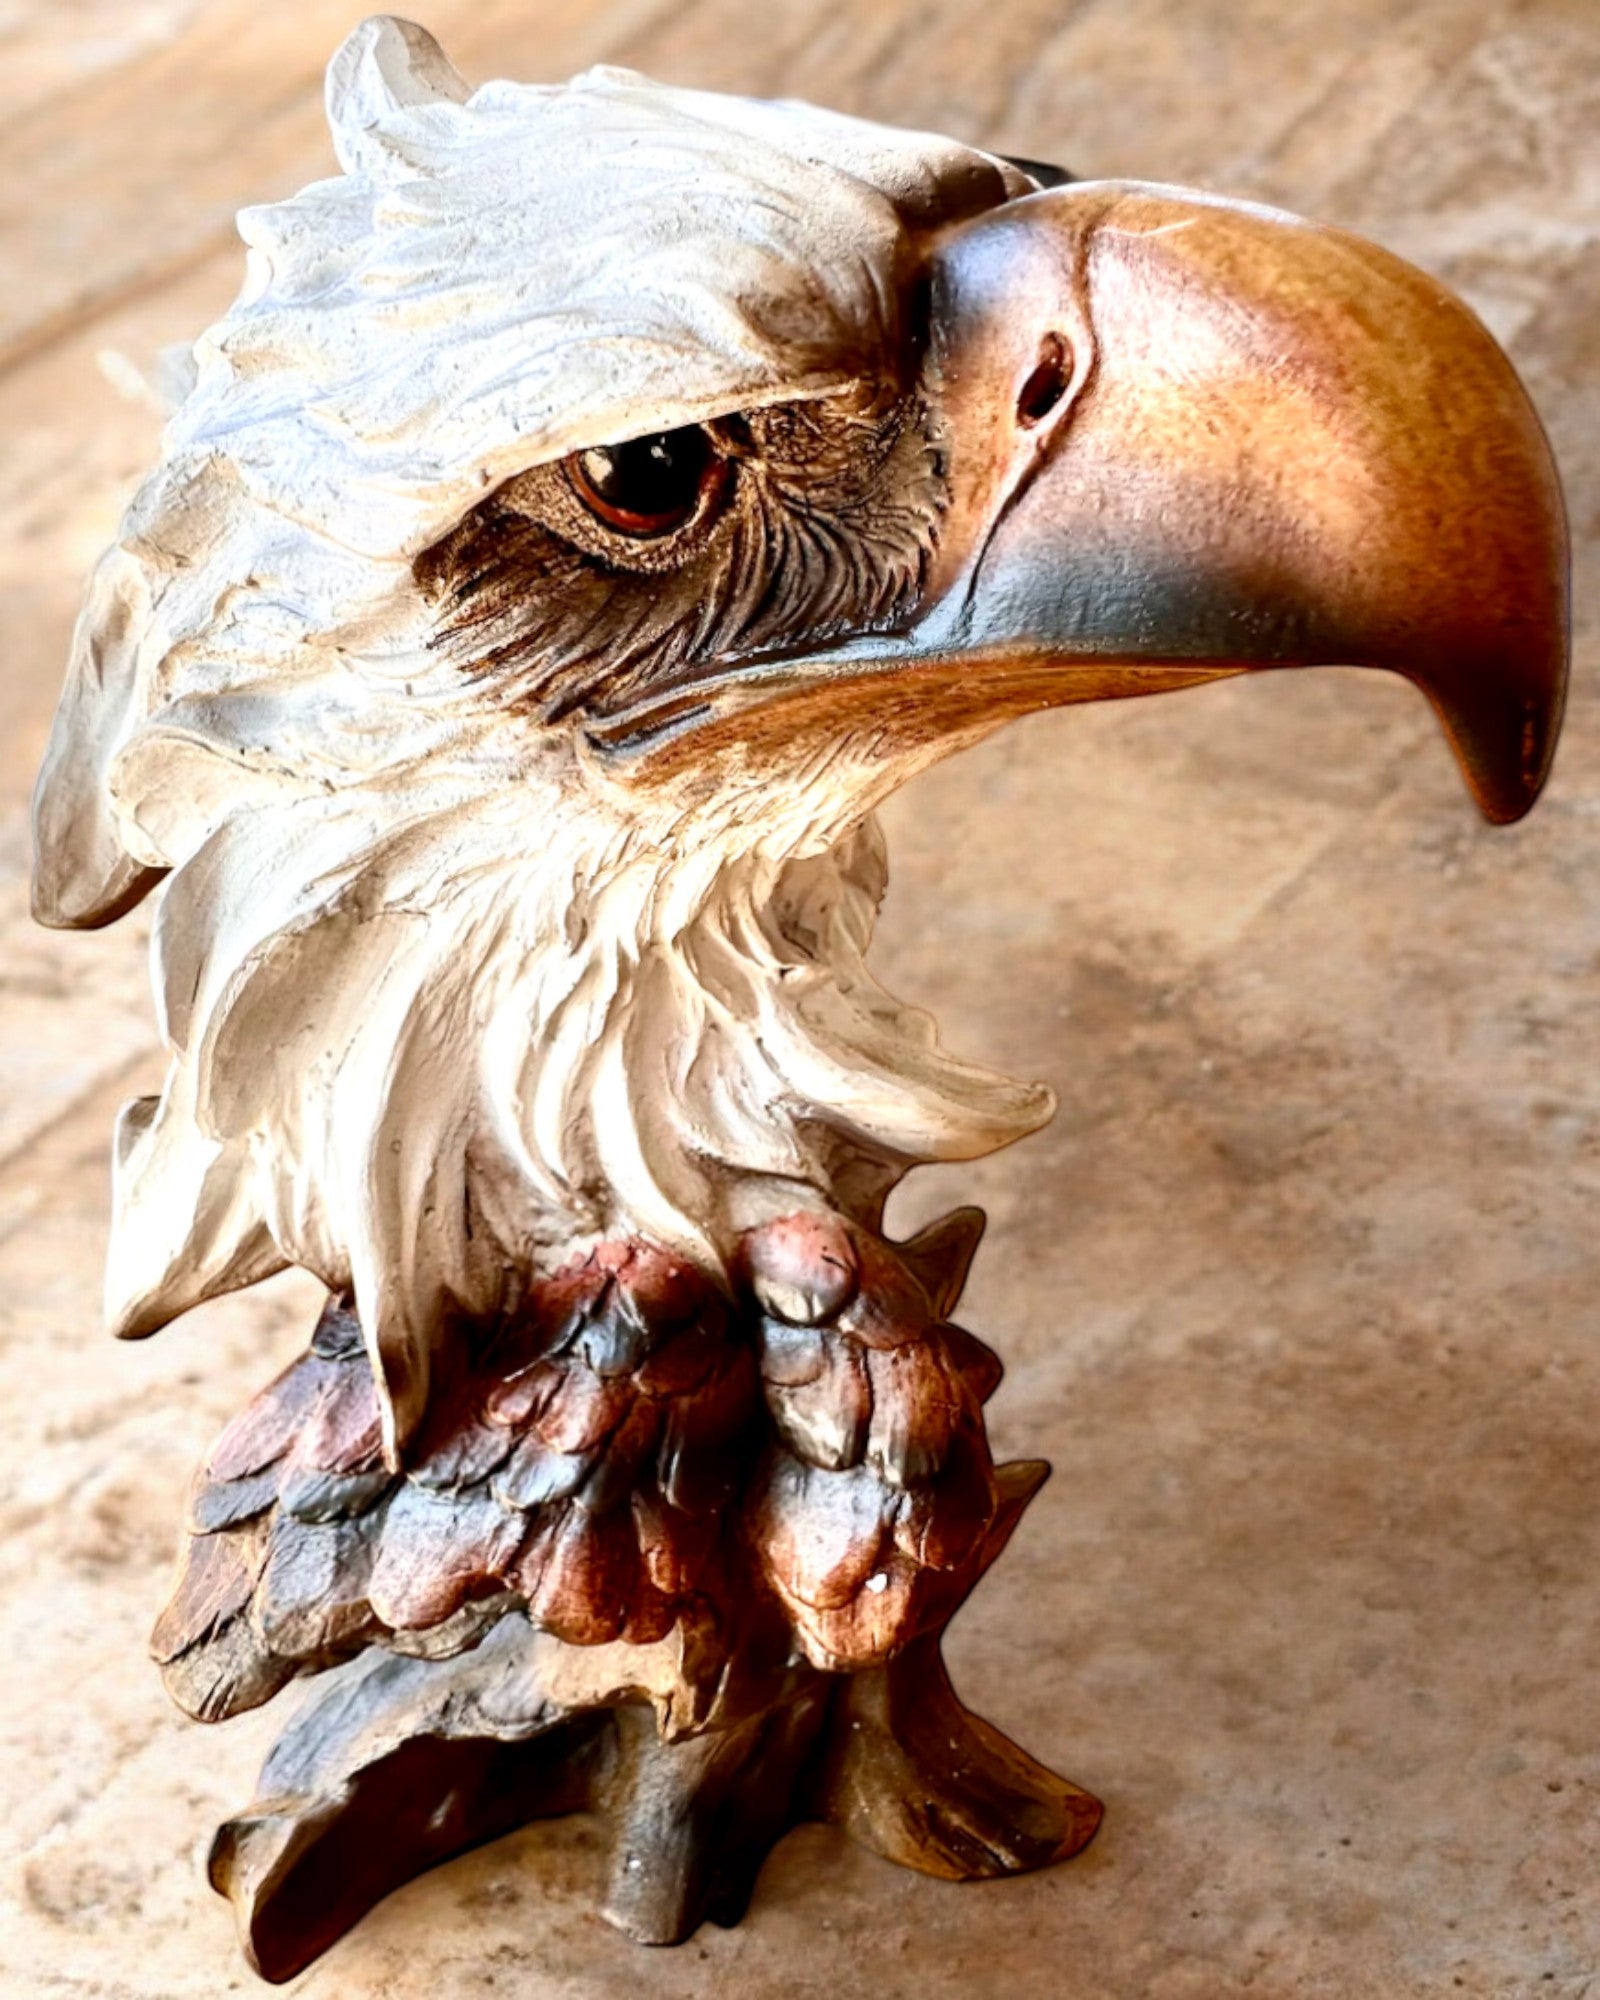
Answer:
[[210, 1618, 1101, 1983]]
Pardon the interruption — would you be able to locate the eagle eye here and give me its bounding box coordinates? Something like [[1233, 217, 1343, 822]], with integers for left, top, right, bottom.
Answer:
[[569, 426, 721, 537]]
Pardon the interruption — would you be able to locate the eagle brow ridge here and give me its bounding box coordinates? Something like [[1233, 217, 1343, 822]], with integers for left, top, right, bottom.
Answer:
[[412, 389, 947, 723]]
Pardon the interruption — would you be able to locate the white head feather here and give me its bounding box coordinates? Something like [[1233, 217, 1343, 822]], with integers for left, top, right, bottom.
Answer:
[[32, 18, 1051, 1454]]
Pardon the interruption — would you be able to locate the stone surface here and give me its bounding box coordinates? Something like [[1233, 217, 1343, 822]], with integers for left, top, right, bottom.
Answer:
[[0, 3, 1596, 1996]]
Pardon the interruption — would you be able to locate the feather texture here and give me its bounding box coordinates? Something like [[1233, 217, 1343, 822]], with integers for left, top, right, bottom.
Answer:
[[154, 1247, 755, 1720], [152, 1212, 1004, 1715]]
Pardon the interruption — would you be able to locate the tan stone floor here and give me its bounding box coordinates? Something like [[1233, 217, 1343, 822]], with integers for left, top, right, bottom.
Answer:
[[1, 3, 1597, 1995]]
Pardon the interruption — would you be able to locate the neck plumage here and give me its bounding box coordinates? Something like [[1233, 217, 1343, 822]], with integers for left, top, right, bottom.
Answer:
[[511, 810, 1056, 1252], [108, 773, 1052, 1452]]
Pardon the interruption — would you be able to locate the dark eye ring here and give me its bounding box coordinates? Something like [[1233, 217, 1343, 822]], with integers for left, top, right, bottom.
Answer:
[[568, 425, 724, 537]]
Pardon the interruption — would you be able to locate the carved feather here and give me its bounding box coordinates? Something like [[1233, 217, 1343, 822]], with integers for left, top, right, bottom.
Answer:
[[153, 1250, 758, 1720]]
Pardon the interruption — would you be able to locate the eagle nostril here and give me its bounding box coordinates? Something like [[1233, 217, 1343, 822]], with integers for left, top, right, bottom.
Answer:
[[1016, 333, 1071, 429]]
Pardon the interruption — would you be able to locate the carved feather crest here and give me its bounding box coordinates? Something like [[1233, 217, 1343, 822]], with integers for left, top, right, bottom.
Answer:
[[31, 21, 1046, 1457]]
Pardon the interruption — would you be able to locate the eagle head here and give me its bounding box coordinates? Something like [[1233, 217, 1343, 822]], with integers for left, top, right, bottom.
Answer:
[[31, 17, 1567, 1456]]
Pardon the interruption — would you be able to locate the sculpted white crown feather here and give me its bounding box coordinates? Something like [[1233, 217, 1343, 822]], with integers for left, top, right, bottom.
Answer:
[[31, 19, 1050, 1456]]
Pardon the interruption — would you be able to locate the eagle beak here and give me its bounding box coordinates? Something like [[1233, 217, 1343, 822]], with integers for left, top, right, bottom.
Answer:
[[913, 181, 1569, 824], [594, 181, 1567, 827]]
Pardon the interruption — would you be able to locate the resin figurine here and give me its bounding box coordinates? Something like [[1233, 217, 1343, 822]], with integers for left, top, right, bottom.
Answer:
[[31, 16, 1567, 1982]]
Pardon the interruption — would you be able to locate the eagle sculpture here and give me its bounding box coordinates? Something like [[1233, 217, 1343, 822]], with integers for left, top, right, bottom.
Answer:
[[30, 15, 1567, 1982]]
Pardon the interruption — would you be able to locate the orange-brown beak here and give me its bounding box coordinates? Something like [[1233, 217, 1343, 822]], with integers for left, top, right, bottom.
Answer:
[[604, 182, 1568, 825]]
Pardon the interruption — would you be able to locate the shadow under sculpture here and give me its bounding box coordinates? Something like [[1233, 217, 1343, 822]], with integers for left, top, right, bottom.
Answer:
[[29, 16, 1567, 1983]]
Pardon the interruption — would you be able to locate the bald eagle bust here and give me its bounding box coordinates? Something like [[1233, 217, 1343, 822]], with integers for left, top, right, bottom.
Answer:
[[31, 14, 1566, 1981]]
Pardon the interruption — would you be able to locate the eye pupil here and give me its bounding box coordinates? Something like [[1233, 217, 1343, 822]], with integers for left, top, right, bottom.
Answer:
[[572, 426, 715, 535]]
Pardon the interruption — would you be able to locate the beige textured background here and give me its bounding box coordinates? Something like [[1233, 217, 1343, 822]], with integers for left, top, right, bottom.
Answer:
[[1, 3, 1596, 1995]]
